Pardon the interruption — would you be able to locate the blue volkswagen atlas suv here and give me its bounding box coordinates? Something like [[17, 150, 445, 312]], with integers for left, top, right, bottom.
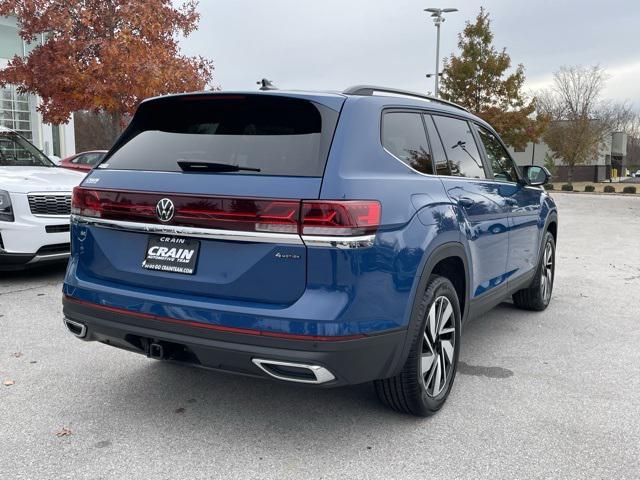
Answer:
[[62, 86, 557, 416]]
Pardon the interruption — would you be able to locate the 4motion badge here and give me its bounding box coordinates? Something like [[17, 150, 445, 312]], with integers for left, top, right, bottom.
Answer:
[[275, 252, 301, 260]]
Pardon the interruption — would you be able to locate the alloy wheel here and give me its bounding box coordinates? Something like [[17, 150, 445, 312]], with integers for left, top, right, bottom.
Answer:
[[541, 241, 554, 302], [421, 296, 456, 397]]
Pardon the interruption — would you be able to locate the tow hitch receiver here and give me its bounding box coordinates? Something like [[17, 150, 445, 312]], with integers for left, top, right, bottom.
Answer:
[[148, 343, 164, 360]]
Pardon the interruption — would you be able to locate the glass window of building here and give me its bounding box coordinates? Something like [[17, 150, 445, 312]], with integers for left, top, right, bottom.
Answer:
[[0, 23, 23, 59], [0, 86, 33, 141]]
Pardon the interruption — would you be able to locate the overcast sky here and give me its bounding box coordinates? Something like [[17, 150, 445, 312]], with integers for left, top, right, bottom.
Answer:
[[180, 0, 640, 104]]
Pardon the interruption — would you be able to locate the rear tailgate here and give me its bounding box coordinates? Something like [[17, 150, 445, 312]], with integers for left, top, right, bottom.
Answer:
[[72, 93, 343, 305]]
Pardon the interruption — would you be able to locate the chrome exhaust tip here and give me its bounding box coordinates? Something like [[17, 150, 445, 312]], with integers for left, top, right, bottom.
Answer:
[[63, 318, 87, 338], [251, 358, 335, 384]]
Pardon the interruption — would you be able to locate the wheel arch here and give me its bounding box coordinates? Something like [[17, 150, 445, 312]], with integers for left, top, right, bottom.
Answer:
[[414, 242, 470, 322], [388, 242, 470, 378], [540, 211, 559, 258], [546, 215, 558, 243]]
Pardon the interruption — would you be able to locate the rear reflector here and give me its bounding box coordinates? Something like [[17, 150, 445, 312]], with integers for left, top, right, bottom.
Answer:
[[72, 188, 380, 237], [64, 295, 366, 341]]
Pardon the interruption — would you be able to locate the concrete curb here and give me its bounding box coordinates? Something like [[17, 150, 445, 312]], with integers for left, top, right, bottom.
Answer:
[[548, 190, 640, 198]]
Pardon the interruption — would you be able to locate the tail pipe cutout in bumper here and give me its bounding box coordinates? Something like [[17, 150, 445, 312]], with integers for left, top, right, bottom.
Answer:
[[63, 318, 87, 338], [251, 358, 336, 384]]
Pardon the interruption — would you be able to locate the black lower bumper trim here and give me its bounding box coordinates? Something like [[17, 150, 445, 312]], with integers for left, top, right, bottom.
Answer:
[[0, 251, 69, 271], [0, 252, 37, 271], [62, 297, 408, 387]]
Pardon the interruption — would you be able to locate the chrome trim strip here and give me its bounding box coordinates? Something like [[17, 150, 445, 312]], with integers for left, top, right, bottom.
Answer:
[[251, 358, 336, 384], [301, 234, 376, 249], [382, 146, 525, 186], [27, 191, 73, 196], [27, 252, 70, 264], [72, 216, 376, 248], [72, 215, 304, 245]]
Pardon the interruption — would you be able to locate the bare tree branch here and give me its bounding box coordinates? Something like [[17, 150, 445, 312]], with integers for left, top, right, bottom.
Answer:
[[537, 65, 633, 183]]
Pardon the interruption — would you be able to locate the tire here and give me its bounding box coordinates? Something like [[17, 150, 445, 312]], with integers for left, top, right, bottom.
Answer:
[[512, 231, 556, 311], [374, 275, 461, 416]]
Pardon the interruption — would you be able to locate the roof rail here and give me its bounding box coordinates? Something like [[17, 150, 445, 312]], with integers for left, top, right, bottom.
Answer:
[[343, 85, 469, 113]]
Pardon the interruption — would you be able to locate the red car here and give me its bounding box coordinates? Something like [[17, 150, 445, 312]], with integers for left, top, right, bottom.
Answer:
[[59, 150, 108, 172]]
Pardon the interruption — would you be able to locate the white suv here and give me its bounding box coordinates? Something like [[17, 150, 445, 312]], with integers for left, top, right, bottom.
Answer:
[[0, 129, 84, 270]]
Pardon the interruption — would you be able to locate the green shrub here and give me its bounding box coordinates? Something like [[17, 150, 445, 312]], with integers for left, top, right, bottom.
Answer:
[[604, 185, 616, 193], [561, 184, 573, 191], [544, 183, 554, 190], [584, 185, 595, 192], [622, 186, 637, 194]]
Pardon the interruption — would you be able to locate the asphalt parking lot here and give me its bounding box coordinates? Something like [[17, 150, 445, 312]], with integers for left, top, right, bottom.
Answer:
[[1, 193, 639, 480]]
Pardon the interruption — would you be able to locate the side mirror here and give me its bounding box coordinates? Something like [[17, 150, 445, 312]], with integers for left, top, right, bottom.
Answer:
[[522, 166, 550, 186]]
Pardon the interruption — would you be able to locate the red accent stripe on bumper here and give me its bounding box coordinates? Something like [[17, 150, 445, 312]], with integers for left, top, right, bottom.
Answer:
[[63, 295, 366, 342]]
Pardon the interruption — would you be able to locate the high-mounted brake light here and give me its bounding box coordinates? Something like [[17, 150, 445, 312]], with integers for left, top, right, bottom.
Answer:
[[72, 188, 381, 237], [176, 94, 247, 102]]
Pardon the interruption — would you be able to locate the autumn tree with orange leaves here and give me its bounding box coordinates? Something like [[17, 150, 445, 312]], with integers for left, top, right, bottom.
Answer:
[[439, 8, 547, 149], [0, 0, 213, 128]]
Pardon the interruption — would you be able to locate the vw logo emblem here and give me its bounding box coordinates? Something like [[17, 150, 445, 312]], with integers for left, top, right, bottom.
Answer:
[[156, 198, 175, 223]]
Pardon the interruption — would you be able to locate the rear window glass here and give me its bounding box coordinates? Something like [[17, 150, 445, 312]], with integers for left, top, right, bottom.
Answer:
[[101, 95, 339, 176]]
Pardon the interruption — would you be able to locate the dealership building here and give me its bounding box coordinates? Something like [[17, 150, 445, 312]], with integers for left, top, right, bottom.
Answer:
[[0, 16, 75, 159], [508, 129, 629, 182]]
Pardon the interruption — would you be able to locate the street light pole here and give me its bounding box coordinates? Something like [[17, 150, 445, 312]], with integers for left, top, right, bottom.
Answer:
[[434, 15, 442, 97], [424, 7, 458, 98]]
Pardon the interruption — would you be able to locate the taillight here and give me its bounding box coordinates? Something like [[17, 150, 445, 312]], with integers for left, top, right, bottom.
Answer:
[[72, 188, 300, 234], [72, 187, 103, 217], [301, 201, 381, 236], [178, 199, 300, 233], [72, 188, 380, 237]]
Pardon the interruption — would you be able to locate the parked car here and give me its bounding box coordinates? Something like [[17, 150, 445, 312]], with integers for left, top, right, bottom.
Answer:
[[62, 87, 558, 416], [0, 128, 84, 270], [59, 150, 108, 172], [48, 154, 62, 165]]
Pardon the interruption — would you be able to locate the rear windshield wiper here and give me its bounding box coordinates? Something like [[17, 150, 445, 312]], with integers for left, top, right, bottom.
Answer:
[[177, 161, 261, 173]]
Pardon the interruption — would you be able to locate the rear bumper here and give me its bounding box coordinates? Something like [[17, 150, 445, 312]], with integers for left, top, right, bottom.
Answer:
[[62, 296, 408, 387]]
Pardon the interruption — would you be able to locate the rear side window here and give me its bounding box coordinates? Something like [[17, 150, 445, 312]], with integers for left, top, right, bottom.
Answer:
[[381, 112, 434, 175], [72, 152, 104, 165], [101, 95, 339, 176], [424, 115, 450, 176], [433, 116, 486, 179]]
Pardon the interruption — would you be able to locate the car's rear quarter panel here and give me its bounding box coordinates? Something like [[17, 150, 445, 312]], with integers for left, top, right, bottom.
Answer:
[[314, 96, 462, 333]]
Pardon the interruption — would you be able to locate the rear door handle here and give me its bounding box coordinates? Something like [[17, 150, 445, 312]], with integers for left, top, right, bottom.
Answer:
[[457, 197, 475, 208]]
